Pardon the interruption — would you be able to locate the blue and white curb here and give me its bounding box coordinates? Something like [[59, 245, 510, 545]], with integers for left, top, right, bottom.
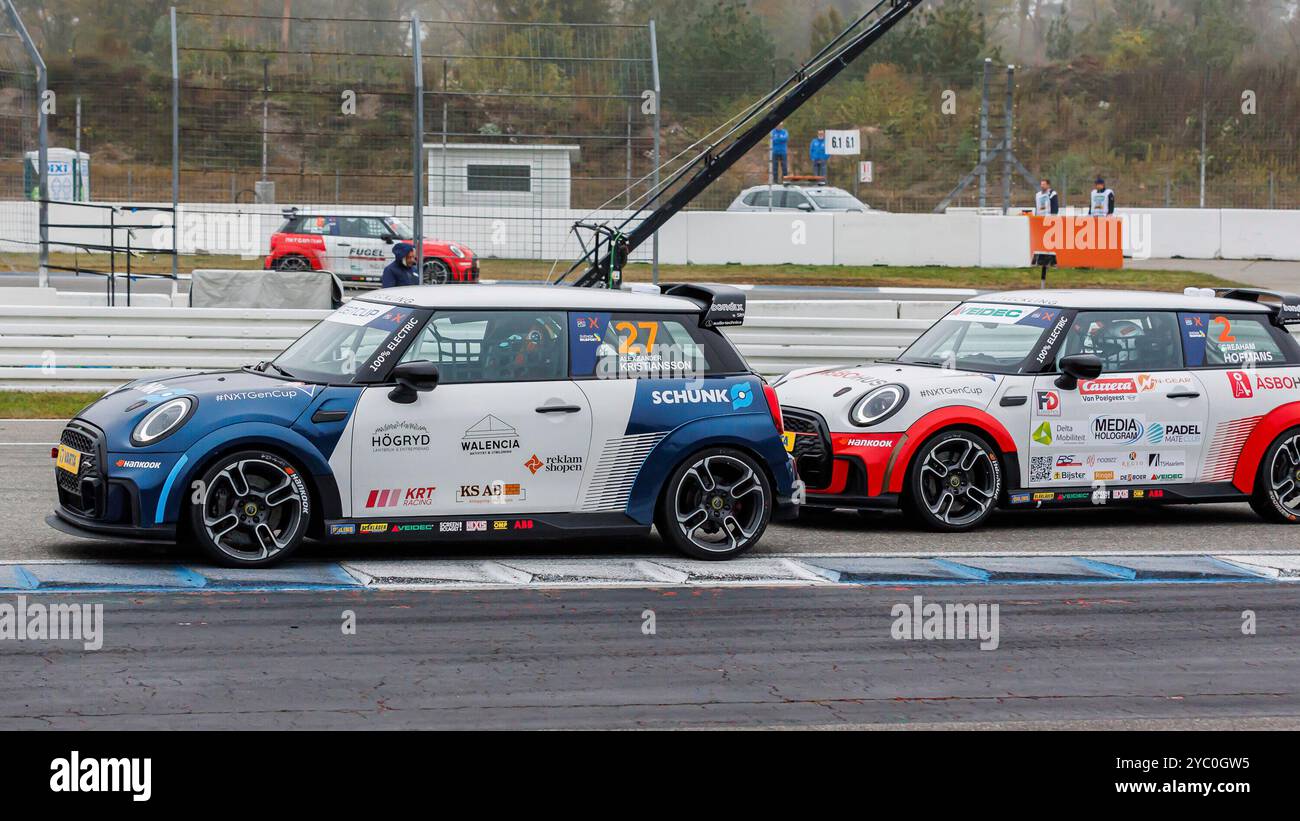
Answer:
[[0, 553, 1298, 592]]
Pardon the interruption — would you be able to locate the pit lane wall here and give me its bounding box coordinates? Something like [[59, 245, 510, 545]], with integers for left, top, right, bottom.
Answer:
[[1, 201, 1297, 264], [0, 299, 953, 391]]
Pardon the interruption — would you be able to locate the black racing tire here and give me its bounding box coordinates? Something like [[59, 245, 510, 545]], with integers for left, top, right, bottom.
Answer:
[[187, 450, 312, 567], [1249, 426, 1300, 523], [655, 447, 773, 560], [274, 254, 312, 272], [901, 428, 1002, 532], [422, 258, 451, 284]]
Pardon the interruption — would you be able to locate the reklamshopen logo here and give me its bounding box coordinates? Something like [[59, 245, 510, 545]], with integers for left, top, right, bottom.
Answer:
[[50, 751, 150, 802]]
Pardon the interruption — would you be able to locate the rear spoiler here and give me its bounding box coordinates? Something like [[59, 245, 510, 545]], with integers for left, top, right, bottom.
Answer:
[[661, 283, 747, 328], [1216, 288, 1300, 326]]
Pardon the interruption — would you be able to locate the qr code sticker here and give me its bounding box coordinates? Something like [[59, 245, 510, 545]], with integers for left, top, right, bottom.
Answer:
[[1029, 456, 1052, 484]]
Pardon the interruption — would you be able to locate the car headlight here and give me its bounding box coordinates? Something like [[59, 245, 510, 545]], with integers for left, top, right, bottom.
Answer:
[[131, 397, 194, 446], [449, 244, 466, 259], [849, 383, 907, 427]]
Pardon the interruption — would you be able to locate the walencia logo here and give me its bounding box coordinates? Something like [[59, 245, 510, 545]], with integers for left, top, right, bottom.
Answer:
[[650, 381, 755, 411], [50, 751, 151, 802]]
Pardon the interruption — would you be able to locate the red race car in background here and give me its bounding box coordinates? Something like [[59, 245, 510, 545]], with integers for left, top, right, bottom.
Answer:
[[265, 211, 479, 285]]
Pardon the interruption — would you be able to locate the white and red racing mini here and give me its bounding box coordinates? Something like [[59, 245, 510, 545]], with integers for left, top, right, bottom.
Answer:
[[265, 212, 478, 286], [775, 288, 1300, 530]]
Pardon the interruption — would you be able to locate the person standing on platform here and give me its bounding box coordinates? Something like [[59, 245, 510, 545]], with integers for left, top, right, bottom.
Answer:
[[1035, 178, 1060, 215], [809, 130, 828, 179], [770, 122, 789, 183], [1090, 177, 1115, 216]]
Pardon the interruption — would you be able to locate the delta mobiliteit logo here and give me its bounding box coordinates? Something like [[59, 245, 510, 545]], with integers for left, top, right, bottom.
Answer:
[[1033, 421, 1052, 446]]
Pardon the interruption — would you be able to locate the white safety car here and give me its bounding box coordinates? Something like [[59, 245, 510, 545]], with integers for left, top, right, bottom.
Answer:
[[775, 288, 1300, 530]]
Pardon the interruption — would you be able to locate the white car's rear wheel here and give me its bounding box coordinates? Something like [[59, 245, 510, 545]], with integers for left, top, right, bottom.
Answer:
[[1250, 428, 1300, 523]]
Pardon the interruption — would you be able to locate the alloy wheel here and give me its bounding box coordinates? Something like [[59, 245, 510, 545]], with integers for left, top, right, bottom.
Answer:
[[673, 454, 766, 553], [201, 458, 304, 562], [916, 435, 998, 527]]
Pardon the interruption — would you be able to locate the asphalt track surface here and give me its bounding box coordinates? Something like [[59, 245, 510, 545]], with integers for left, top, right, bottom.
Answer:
[[2, 583, 1297, 729], [6, 418, 1300, 564]]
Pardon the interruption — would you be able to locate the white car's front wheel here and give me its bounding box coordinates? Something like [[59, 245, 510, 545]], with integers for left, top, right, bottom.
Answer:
[[903, 430, 1002, 531]]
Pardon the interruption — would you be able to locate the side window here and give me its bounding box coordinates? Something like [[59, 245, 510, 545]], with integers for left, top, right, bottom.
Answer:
[[569, 312, 747, 379], [338, 217, 388, 239], [744, 190, 769, 207], [1180, 312, 1294, 367], [400, 310, 567, 383], [294, 216, 337, 235], [1058, 311, 1182, 372], [781, 190, 810, 209]]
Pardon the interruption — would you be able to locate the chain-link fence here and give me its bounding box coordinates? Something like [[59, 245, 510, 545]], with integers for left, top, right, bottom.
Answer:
[[0, 7, 39, 262], [2, 4, 1297, 276]]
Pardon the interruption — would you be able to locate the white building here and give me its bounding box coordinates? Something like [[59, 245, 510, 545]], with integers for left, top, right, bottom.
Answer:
[[424, 143, 580, 210]]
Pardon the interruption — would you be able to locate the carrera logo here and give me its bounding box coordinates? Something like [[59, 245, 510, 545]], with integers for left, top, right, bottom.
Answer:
[[1080, 378, 1137, 402]]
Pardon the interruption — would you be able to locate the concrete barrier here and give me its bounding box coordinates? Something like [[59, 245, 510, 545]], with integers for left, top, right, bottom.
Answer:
[[0, 299, 956, 390]]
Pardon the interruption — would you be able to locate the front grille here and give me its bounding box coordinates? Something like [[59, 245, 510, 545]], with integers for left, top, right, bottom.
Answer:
[[783, 407, 833, 490], [56, 422, 103, 516]]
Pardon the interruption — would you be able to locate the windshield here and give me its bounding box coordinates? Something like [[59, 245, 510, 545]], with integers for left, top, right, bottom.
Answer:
[[898, 302, 1064, 374], [384, 217, 414, 239], [271, 302, 428, 384], [808, 191, 867, 210]]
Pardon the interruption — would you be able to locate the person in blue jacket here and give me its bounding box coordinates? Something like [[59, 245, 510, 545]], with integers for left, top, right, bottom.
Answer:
[[381, 241, 419, 288], [809, 130, 829, 178], [770, 122, 789, 182]]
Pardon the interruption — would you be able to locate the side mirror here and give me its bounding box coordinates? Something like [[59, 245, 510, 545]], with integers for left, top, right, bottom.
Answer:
[[388, 360, 440, 404], [1054, 353, 1103, 391], [796, 202, 814, 212], [381, 233, 395, 244]]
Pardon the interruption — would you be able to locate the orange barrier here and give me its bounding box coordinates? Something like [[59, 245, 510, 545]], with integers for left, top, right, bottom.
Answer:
[[1027, 215, 1124, 269]]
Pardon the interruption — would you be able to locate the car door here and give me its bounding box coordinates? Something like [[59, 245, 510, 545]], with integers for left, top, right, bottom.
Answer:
[[348, 309, 592, 520], [333, 216, 391, 281], [1030, 309, 1208, 491], [1179, 310, 1300, 483]]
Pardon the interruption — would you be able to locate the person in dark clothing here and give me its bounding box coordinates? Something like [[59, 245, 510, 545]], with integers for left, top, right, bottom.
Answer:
[[381, 241, 418, 288], [1090, 177, 1115, 216]]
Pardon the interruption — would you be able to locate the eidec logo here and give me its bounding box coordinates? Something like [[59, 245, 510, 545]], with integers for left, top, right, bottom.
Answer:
[[1228, 371, 1253, 399]]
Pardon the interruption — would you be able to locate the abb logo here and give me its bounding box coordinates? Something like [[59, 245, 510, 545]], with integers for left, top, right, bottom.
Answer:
[[1228, 371, 1254, 398]]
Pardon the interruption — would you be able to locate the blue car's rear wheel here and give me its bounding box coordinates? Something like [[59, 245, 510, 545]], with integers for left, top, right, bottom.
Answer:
[[189, 450, 311, 566], [656, 448, 772, 560]]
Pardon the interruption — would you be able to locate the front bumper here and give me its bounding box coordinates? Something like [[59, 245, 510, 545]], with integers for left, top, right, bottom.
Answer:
[[47, 509, 177, 543], [783, 405, 903, 511]]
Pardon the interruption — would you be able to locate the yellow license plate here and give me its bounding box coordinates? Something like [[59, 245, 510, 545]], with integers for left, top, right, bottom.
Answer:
[[56, 444, 82, 474], [781, 431, 796, 452]]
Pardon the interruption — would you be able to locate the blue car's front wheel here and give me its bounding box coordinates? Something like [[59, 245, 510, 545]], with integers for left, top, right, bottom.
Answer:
[[189, 450, 312, 567]]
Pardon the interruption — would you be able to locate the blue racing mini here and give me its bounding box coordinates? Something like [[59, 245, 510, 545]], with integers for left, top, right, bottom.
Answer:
[[49, 284, 798, 566]]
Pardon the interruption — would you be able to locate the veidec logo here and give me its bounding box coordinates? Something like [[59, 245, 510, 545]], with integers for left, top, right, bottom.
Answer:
[[365, 487, 436, 508], [1228, 371, 1254, 398]]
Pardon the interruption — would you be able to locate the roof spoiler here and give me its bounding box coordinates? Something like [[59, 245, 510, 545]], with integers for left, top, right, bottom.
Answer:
[[1216, 288, 1300, 325], [661, 283, 746, 328]]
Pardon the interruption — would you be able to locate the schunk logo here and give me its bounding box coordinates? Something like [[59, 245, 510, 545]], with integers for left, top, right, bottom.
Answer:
[[50, 751, 151, 802]]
